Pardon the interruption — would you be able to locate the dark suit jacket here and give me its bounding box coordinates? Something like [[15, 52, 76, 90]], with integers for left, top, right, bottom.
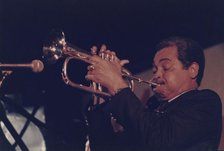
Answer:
[[106, 88, 222, 151]]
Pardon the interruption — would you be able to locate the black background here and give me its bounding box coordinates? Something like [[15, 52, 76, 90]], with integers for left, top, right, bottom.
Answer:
[[1, 0, 224, 72], [0, 0, 224, 149]]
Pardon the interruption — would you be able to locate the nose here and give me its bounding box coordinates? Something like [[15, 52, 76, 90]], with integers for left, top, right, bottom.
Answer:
[[152, 70, 162, 82]]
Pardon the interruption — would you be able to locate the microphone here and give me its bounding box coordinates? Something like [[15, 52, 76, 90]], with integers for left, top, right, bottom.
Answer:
[[0, 60, 44, 73]]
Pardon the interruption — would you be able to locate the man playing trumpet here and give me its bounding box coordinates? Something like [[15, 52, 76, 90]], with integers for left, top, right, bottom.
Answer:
[[85, 37, 222, 151]]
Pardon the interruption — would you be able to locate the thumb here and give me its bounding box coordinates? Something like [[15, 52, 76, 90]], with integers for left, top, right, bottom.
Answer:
[[120, 59, 129, 66]]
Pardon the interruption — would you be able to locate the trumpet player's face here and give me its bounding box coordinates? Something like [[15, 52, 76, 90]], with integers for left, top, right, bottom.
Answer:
[[151, 46, 198, 101]]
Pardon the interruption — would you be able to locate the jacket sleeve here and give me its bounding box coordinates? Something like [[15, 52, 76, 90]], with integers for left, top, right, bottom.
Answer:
[[107, 88, 222, 149]]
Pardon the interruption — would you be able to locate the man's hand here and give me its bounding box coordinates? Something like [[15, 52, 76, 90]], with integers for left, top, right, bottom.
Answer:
[[85, 45, 129, 95]]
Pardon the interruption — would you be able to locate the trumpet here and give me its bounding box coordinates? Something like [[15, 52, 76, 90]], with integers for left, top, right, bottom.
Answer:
[[42, 31, 158, 97]]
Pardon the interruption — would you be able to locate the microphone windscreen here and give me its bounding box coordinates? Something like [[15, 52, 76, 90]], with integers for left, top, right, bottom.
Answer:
[[31, 60, 44, 73]]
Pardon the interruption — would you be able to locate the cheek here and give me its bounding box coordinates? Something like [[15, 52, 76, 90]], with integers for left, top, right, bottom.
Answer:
[[164, 71, 189, 89], [164, 72, 182, 88]]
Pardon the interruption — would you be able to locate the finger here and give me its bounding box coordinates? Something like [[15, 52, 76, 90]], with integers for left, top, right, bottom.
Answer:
[[88, 55, 102, 64], [99, 45, 106, 58], [85, 74, 96, 82], [85, 74, 91, 81], [91, 46, 98, 55], [100, 44, 107, 52], [87, 65, 95, 71], [104, 50, 110, 61], [110, 52, 120, 62], [111, 51, 116, 56], [109, 51, 116, 61], [120, 59, 130, 66], [99, 44, 107, 55], [90, 81, 97, 90]]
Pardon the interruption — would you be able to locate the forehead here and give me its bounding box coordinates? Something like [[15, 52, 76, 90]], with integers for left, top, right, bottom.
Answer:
[[153, 46, 178, 64]]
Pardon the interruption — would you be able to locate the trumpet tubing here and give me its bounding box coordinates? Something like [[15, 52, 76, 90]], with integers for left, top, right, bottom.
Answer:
[[42, 30, 157, 97]]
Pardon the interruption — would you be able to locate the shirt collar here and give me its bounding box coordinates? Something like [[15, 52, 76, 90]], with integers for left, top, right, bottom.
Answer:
[[167, 88, 198, 102]]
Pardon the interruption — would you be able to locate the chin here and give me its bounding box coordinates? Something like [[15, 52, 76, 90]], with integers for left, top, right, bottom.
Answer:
[[154, 92, 167, 101], [153, 85, 170, 100]]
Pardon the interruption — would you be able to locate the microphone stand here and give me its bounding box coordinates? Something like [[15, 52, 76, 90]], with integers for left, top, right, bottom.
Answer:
[[0, 70, 12, 88]]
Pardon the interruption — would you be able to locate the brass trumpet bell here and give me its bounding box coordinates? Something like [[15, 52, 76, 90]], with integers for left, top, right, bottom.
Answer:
[[42, 30, 66, 63]]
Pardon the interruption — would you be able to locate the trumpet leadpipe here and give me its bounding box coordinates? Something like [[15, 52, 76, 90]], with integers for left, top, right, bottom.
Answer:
[[122, 74, 159, 86]]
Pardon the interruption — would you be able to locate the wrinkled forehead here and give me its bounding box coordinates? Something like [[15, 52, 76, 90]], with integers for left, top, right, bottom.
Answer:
[[153, 46, 178, 65]]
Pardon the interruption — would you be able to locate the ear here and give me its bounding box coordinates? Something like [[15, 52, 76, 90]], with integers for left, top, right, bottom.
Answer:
[[188, 62, 199, 79]]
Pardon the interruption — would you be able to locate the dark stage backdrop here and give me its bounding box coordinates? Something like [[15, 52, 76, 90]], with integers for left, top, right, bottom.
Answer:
[[0, 0, 224, 150]]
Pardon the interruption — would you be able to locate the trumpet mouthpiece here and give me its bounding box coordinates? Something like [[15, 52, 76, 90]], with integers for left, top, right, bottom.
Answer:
[[150, 82, 160, 86]]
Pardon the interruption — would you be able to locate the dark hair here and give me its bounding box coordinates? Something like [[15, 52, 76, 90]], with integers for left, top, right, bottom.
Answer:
[[155, 37, 205, 86]]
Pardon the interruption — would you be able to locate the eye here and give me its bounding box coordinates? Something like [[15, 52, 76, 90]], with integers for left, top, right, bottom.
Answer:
[[162, 64, 172, 71], [163, 66, 170, 71]]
